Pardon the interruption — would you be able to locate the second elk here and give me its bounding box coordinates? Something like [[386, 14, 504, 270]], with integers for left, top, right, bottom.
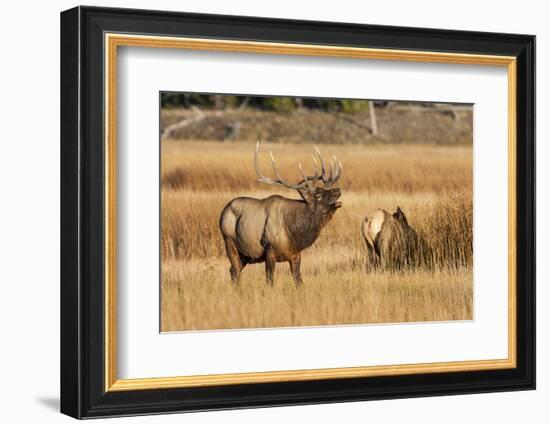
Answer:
[[362, 206, 429, 270]]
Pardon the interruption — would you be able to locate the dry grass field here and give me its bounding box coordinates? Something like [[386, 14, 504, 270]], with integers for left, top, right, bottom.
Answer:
[[161, 140, 473, 332]]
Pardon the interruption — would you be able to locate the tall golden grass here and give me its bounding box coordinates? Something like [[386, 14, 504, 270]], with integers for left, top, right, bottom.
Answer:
[[160, 140, 473, 331]]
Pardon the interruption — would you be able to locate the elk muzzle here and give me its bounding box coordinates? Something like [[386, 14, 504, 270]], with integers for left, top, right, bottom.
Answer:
[[329, 188, 342, 209]]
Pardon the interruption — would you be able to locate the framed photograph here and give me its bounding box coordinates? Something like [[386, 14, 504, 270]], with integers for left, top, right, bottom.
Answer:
[[60, 6, 535, 419]]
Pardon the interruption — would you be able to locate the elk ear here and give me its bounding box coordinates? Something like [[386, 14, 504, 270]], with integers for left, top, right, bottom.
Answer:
[[393, 206, 408, 224], [297, 188, 315, 206]]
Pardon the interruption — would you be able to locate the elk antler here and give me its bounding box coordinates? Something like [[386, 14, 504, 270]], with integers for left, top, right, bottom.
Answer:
[[254, 141, 342, 191], [254, 141, 312, 191], [314, 145, 342, 186]]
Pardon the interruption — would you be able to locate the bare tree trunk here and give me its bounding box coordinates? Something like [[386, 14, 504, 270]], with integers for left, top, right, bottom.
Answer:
[[212, 95, 223, 109], [238, 96, 250, 111], [369, 101, 378, 136], [161, 106, 206, 140]]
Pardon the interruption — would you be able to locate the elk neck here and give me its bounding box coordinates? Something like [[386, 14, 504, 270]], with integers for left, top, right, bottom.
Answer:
[[285, 201, 332, 252]]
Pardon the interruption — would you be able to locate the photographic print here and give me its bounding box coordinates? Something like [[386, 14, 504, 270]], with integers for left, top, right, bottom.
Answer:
[[160, 93, 473, 332]]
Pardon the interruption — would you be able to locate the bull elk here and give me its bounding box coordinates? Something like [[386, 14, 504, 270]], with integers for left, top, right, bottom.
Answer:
[[219, 142, 343, 286], [362, 206, 428, 270]]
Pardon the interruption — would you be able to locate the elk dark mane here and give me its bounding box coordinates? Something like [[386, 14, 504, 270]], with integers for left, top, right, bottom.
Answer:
[[284, 201, 328, 252]]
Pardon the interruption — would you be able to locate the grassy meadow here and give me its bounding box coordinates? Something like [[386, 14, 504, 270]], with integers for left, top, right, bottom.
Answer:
[[161, 140, 473, 332]]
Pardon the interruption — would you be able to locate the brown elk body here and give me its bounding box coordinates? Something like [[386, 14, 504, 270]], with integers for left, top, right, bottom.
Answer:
[[362, 206, 427, 270], [219, 142, 343, 285]]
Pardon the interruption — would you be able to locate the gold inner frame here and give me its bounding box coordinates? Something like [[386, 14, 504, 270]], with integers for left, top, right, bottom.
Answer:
[[104, 33, 517, 392]]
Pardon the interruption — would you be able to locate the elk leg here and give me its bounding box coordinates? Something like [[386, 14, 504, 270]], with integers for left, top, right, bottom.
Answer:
[[223, 237, 242, 284], [265, 247, 276, 286], [374, 237, 385, 269], [368, 245, 380, 270], [364, 239, 379, 270], [289, 255, 303, 286]]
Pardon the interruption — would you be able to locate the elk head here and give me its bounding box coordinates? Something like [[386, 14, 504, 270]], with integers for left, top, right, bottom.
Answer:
[[254, 141, 343, 215], [392, 206, 409, 225]]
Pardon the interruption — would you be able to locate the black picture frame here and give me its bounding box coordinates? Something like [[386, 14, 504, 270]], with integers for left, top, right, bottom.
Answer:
[[61, 5, 535, 419]]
